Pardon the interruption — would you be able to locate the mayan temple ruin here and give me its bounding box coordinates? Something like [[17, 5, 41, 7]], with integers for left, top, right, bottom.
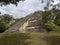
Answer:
[[4, 11, 45, 33]]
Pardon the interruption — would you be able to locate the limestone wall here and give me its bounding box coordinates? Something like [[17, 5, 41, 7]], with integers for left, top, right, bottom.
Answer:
[[19, 21, 29, 32]]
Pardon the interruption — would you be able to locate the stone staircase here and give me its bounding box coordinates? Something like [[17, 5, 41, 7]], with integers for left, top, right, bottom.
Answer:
[[4, 14, 34, 33], [4, 11, 43, 33]]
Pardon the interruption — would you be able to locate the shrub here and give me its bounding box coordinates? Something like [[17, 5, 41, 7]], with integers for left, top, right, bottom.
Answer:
[[0, 22, 6, 33]]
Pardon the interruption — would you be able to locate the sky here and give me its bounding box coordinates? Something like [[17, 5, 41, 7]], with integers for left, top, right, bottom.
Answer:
[[0, 0, 60, 18]]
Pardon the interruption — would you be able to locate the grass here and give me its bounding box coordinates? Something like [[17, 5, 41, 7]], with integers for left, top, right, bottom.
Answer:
[[0, 32, 60, 45], [0, 32, 30, 45]]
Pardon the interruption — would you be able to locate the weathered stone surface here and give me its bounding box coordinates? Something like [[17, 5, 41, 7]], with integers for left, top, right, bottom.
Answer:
[[4, 11, 45, 33]]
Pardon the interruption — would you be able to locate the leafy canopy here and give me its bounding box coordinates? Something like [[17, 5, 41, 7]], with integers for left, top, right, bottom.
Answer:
[[0, 0, 24, 6]]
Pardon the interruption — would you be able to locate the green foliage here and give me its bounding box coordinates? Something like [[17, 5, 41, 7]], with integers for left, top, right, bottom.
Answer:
[[42, 0, 60, 11], [0, 22, 6, 33], [42, 10, 53, 32], [54, 15, 60, 26], [0, 0, 24, 6], [47, 20, 60, 32], [42, 9, 60, 32], [2, 14, 14, 23], [5, 24, 11, 29], [0, 14, 14, 33], [42, 11, 51, 24]]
